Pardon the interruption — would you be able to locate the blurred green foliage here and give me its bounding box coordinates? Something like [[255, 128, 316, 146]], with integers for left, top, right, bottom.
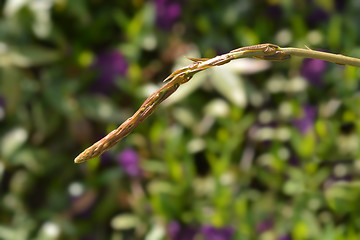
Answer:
[[1, 0, 360, 239]]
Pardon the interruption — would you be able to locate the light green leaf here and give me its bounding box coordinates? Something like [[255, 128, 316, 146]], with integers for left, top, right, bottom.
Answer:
[[208, 67, 247, 107], [110, 214, 139, 230], [325, 181, 360, 213], [145, 223, 165, 240], [78, 95, 126, 123], [223, 58, 271, 75], [7, 45, 60, 67], [204, 98, 230, 118], [1, 128, 28, 159]]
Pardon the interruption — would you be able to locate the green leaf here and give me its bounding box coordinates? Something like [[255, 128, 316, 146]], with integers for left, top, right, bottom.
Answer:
[[208, 67, 247, 107], [1, 128, 28, 159], [78, 95, 126, 123], [110, 214, 139, 230], [7, 45, 60, 67], [291, 130, 316, 158], [325, 181, 360, 214]]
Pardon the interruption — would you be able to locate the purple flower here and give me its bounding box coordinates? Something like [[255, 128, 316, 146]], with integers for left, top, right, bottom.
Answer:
[[201, 225, 234, 240], [92, 50, 128, 94], [307, 8, 329, 27], [168, 221, 198, 240], [256, 220, 273, 233], [301, 58, 326, 87], [99, 151, 113, 167], [335, 0, 346, 12], [266, 4, 283, 21], [0, 96, 5, 106], [279, 234, 292, 240], [154, 0, 182, 30], [289, 154, 300, 166], [293, 105, 317, 134], [0, 96, 5, 120], [117, 148, 142, 177]]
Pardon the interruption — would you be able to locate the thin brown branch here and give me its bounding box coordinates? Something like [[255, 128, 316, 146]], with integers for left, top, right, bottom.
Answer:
[[74, 44, 360, 163]]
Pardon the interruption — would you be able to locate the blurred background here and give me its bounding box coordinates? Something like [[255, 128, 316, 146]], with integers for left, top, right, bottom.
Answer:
[[1, 0, 360, 239]]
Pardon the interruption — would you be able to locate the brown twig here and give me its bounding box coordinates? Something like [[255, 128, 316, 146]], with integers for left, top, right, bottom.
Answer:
[[74, 43, 360, 163]]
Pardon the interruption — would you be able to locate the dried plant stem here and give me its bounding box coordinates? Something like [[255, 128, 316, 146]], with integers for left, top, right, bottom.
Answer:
[[74, 44, 360, 163], [282, 48, 360, 67], [74, 75, 186, 163]]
